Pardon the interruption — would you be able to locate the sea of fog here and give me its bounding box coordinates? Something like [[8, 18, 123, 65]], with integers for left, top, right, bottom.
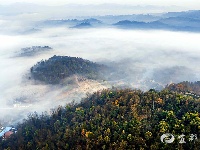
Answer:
[[1, 27, 200, 125]]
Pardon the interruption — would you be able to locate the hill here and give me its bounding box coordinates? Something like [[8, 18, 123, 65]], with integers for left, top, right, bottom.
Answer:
[[114, 20, 146, 27], [112, 10, 200, 32], [163, 10, 200, 20], [0, 87, 199, 149], [30, 55, 107, 84], [17, 46, 52, 57], [113, 20, 170, 30], [40, 18, 102, 28], [165, 81, 200, 96], [72, 22, 92, 28], [113, 17, 200, 31]]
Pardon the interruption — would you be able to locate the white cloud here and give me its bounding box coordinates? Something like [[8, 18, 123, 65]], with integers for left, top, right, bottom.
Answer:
[[1, 24, 200, 125]]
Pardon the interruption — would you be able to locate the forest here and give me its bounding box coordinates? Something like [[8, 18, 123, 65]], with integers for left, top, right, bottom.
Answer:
[[166, 81, 200, 95], [0, 82, 199, 150], [18, 46, 52, 57], [30, 55, 107, 84]]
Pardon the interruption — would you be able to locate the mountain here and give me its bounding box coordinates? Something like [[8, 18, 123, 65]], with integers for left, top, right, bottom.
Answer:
[[30, 55, 107, 84], [153, 10, 200, 31], [40, 19, 80, 27], [158, 17, 200, 28], [179, 10, 200, 19], [72, 22, 92, 28], [165, 81, 200, 96], [113, 20, 149, 29], [13, 8, 200, 32], [113, 20, 170, 30], [71, 18, 102, 28], [114, 20, 146, 26], [113, 11, 200, 31], [0, 87, 199, 149], [163, 10, 200, 20], [17, 46, 52, 57], [95, 14, 162, 24], [40, 18, 102, 28], [82, 18, 102, 24]]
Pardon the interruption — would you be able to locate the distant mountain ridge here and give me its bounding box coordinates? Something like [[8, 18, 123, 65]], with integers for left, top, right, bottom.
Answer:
[[163, 10, 200, 19], [113, 10, 200, 31], [41, 18, 102, 28], [113, 20, 171, 30], [72, 22, 92, 28], [38, 10, 200, 32]]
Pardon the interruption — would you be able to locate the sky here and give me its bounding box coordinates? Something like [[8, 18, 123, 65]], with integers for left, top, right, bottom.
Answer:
[[0, 0, 199, 18], [0, 0, 199, 17], [1, 0, 200, 10]]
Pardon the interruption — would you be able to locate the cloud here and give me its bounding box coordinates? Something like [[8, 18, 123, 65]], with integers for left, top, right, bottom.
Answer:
[[0, 24, 200, 125]]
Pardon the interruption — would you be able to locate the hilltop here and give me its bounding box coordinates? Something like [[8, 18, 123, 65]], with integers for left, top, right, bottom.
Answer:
[[30, 55, 107, 84]]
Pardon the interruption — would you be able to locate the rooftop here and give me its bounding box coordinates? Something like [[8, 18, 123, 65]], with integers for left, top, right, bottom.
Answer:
[[0, 127, 12, 137]]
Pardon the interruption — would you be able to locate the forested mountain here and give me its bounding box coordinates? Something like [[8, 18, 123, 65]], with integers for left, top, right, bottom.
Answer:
[[38, 10, 200, 32], [111, 10, 200, 32], [17, 46, 52, 57], [113, 17, 200, 31], [72, 22, 92, 28], [0, 87, 199, 149], [113, 20, 170, 30], [32, 9, 200, 32], [30, 55, 107, 84], [166, 81, 200, 95], [41, 18, 102, 28], [163, 10, 200, 19]]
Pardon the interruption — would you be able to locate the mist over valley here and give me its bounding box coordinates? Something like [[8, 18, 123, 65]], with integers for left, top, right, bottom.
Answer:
[[1, 26, 200, 125], [0, 1, 199, 132], [0, 1, 200, 149]]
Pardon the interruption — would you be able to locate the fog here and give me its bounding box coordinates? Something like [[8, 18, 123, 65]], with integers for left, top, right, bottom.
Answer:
[[1, 25, 200, 125]]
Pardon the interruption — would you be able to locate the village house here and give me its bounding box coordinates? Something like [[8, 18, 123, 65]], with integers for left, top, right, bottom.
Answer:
[[0, 126, 16, 140]]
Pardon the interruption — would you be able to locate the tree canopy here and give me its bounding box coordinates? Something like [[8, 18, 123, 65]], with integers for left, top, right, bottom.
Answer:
[[0, 86, 199, 149], [30, 55, 107, 84]]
